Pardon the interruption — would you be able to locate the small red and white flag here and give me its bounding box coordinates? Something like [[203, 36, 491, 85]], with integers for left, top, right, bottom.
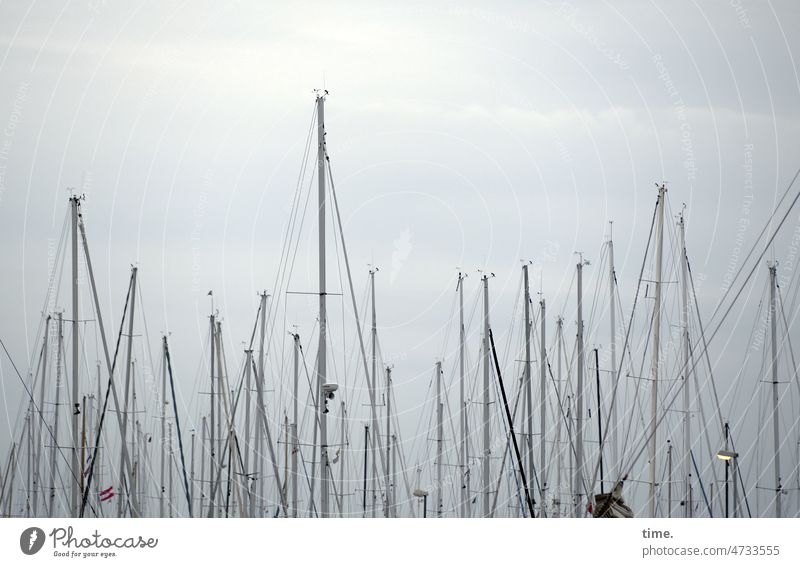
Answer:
[[99, 486, 114, 502]]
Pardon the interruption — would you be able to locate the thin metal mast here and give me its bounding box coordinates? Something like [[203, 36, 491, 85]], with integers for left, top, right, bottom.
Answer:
[[208, 313, 216, 517], [257, 292, 268, 516], [384, 366, 392, 517], [34, 316, 50, 516], [481, 274, 491, 517], [316, 92, 330, 518], [70, 196, 80, 518], [769, 263, 782, 518], [370, 268, 378, 517], [574, 259, 586, 518], [648, 184, 666, 517], [458, 273, 469, 518], [555, 316, 564, 516], [608, 224, 618, 476], [244, 348, 253, 516], [539, 295, 547, 516], [292, 333, 300, 518], [118, 266, 137, 518], [49, 315, 63, 516], [436, 361, 443, 518], [522, 265, 533, 517], [679, 213, 692, 517], [160, 335, 167, 518]]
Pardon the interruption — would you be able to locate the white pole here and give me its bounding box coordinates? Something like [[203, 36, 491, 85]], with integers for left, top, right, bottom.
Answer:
[[679, 214, 693, 517], [70, 196, 80, 518], [539, 295, 547, 516], [523, 265, 533, 517], [555, 316, 564, 517], [316, 93, 330, 518], [244, 348, 253, 516], [118, 267, 137, 518], [482, 275, 491, 518], [49, 313, 63, 516], [292, 333, 300, 518], [458, 273, 469, 518], [436, 361, 443, 518], [160, 337, 167, 518], [608, 226, 618, 476], [648, 185, 666, 517], [370, 268, 378, 517], [257, 292, 268, 516], [384, 367, 392, 517], [769, 264, 782, 518], [34, 316, 50, 517], [574, 260, 586, 518]]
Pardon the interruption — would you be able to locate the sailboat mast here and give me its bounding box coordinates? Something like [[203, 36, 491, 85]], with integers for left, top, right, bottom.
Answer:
[[118, 266, 137, 518], [481, 275, 491, 517], [244, 348, 253, 516], [608, 224, 618, 476], [679, 213, 692, 517], [384, 367, 392, 517], [208, 313, 215, 517], [458, 273, 469, 518], [257, 291, 267, 516], [436, 361, 443, 518], [34, 316, 50, 517], [555, 316, 564, 517], [648, 184, 666, 517], [369, 268, 377, 517], [769, 263, 782, 518], [522, 265, 533, 516], [160, 335, 167, 518], [574, 259, 585, 518], [70, 196, 80, 518], [316, 92, 330, 518], [292, 333, 300, 518], [49, 313, 63, 516], [539, 295, 547, 516]]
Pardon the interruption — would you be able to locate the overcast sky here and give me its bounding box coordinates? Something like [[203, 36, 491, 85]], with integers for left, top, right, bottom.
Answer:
[[2, 1, 800, 516]]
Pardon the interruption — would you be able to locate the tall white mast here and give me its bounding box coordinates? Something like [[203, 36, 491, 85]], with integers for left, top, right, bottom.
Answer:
[[244, 348, 253, 516], [481, 274, 491, 517], [257, 291, 268, 516], [34, 316, 50, 517], [608, 223, 618, 476], [384, 367, 392, 517], [555, 316, 564, 516], [522, 265, 533, 516], [292, 333, 300, 517], [316, 92, 330, 518], [436, 361, 443, 518], [369, 268, 378, 517], [70, 196, 80, 518], [769, 263, 782, 518], [574, 258, 586, 518], [539, 295, 547, 516], [679, 213, 692, 517], [648, 184, 666, 517], [458, 273, 469, 517], [160, 335, 167, 518], [118, 266, 137, 518]]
